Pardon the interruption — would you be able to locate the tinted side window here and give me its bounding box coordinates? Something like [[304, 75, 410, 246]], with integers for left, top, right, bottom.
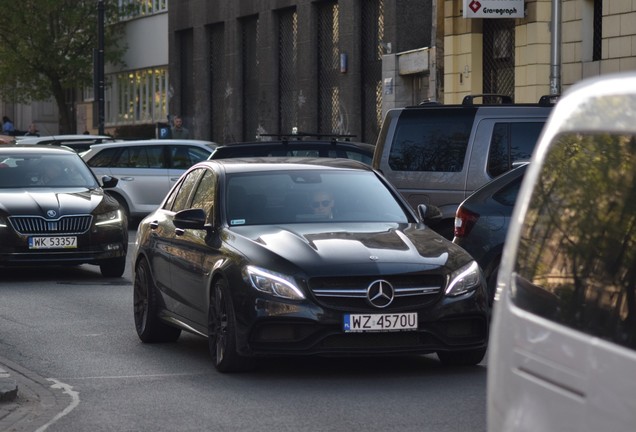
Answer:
[[492, 174, 522, 207], [169, 146, 210, 169], [388, 109, 476, 172], [171, 169, 202, 212], [191, 170, 216, 223], [487, 122, 544, 177], [344, 150, 372, 164], [513, 133, 636, 351], [87, 148, 119, 167], [114, 146, 165, 168]]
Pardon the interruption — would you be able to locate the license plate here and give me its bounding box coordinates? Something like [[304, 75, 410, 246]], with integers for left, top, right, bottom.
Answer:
[[343, 312, 418, 332], [29, 236, 77, 249]]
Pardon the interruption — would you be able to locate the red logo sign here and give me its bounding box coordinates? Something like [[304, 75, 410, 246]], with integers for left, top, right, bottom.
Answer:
[[469, 0, 481, 13]]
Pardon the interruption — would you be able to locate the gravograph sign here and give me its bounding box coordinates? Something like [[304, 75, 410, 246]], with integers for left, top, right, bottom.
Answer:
[[463, 0, 524, 18]]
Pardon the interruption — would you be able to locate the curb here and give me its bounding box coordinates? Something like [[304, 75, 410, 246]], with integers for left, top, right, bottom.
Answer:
[[0, 356, 72, 431], [0, 367, 18, 402]]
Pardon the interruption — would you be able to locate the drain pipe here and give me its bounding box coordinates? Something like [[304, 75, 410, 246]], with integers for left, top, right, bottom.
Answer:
[[549, 0, 561, 95]]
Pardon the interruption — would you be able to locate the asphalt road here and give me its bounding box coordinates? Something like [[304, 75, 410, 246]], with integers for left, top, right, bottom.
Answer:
[[0, 229, 488, 432]]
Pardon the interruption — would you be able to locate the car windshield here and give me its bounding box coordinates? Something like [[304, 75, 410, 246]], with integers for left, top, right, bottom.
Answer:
[[225, 170, 410, 225], [0, 153, 99, 188]]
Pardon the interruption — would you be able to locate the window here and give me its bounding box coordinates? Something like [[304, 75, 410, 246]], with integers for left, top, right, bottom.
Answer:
[[114, 146, 164, 168], [169, 146, 211, 169], [119, 0, 167, 19], [487, 122, 544, 177], [86, 148, 119, 167], [513, 132, 636, 351], [388, 109, 475, 172], [106, 67, 169, 126], [492, 174, 523, 207], [593, 0, 603, 61], [170, 169, 202, 212], [191, 170, 216, 223]]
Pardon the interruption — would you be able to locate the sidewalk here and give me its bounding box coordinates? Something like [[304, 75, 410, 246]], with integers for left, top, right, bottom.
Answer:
[[0, 357, 68, 431], [0, 366, 18, 403]]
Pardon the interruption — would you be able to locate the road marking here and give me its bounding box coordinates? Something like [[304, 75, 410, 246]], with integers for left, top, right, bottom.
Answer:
[[64, 372, 206, 380], [34, 378, 80, 432]]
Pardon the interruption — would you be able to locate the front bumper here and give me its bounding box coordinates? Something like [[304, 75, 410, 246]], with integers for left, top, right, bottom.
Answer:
[[0, 224, 127, 267], [234, 289, 489, 357]]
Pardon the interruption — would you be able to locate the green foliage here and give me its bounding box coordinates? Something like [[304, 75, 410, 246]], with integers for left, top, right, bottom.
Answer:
[[0, 0, 128, 109]]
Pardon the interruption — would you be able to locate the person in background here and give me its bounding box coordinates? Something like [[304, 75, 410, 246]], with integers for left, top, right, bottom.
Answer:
[[171, 115, 191, 139], [24, 123, 39, 136], [2, 116, 15, 135]]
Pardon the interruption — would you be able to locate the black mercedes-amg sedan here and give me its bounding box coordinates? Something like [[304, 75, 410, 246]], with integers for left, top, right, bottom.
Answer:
[[132, 158, 489, 372], [0, 146, 128, 277]]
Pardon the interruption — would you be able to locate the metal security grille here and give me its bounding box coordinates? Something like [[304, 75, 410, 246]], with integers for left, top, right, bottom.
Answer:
[[209, 24, 226, 143], [278, 8, 298, 135], [361, 0, 384, 144], [317, 1, 342, 135], [242, 16, 259, 141], [9, 216, 92, 235], [178, 29, 194, 119], [483, 19, 515, 101]]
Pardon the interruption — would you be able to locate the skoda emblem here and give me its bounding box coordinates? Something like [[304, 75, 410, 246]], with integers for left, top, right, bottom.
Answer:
[[367, 280, 394, 308], [47, 210, 57, 218]]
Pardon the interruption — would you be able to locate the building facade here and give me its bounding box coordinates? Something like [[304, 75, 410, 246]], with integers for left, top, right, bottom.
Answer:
[[443, 0, 636, 104], [76, 1, 169, 138], [168, 0, 433, 145]]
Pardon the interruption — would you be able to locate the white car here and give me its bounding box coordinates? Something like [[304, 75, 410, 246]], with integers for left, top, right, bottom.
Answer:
[[14, 134, 119, 152], [488, 72, 636, 431], [81, 139, 218, 220]]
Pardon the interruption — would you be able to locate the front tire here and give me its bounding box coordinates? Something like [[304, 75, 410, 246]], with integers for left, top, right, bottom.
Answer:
[[100, 256, 126, 277], [437, 347, 487, 366], [133, 258, 181, 343], [486, 263, 500, 307], [208, 279, 253, 373]]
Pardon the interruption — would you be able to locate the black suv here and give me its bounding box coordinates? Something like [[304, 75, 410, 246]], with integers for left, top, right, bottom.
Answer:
[[208, 133, 374, 165], [373, 94, 557, 238]]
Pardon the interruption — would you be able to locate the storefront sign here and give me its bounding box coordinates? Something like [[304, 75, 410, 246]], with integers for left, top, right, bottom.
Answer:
[[463, 0, 524, 18]]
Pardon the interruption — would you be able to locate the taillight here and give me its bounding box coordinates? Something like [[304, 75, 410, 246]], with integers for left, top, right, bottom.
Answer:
[[454, 207, 479, 237]]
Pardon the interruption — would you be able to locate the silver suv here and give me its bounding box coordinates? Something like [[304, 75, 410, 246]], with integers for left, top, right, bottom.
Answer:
[[81, 139, 217, 220], [488, 72, 636, 432], [373, 95, 555, 238]]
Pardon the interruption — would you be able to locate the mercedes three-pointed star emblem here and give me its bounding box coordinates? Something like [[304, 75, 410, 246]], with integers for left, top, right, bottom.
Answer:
[[366, 279, 394, 308]]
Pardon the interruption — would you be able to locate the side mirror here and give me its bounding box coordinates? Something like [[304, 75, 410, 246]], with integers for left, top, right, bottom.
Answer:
[[101, 175, 118, 188], [417, 203, 443, 226], [174, 208, 207, 230]]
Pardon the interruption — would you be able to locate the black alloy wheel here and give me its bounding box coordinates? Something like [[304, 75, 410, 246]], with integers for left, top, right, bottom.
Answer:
[[133, 258, 181, 343], [208, 279, 253, 372]]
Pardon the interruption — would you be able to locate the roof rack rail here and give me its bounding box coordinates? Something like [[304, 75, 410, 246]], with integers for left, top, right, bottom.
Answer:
[[419, 98, 442, 106], [258, 132, 357, 143], [538, 94, 560, 106], [462, 94, 513, 106]]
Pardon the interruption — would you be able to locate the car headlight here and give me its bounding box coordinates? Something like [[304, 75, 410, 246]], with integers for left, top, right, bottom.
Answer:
[[246, 266, 305, 300], [95, 209, 123, 226], [445, 261, 481, 297]]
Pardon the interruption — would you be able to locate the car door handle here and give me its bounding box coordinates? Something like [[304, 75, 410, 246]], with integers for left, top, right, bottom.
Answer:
[[149, 221, 159, 229], [120, 177, 134, 181], [170, 177, 180, 182], [175, 228, 185, 236]]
